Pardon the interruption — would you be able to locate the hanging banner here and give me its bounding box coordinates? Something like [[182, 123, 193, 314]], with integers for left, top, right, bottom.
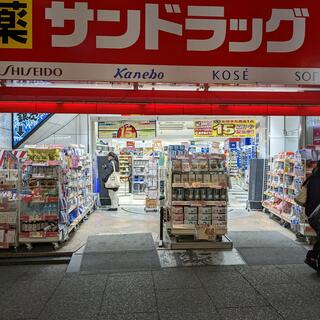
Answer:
[[194, 120, 256, 138], [1, 1, 320, 85], [98, 121, 156, 139], [313, 126, 320, 145]]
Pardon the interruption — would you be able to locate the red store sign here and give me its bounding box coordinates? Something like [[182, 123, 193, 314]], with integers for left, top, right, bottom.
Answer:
[[1, 0, 320, 85]]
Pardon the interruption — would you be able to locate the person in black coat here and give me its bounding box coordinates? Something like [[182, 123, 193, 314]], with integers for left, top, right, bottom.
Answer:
[[104, 152, 120, 211], [303, 161, 320, 269]]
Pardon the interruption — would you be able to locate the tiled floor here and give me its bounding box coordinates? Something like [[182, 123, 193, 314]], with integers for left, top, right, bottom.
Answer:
[[1, 263, 320, 320]]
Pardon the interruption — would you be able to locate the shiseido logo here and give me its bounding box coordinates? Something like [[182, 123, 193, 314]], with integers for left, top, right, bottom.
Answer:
[[0, 65, 63, 77]]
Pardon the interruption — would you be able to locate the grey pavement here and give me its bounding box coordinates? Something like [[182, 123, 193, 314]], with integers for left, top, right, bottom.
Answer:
[[1, 263, 320, 320]]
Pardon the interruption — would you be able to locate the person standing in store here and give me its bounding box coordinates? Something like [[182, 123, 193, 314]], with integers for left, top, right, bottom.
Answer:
[[104, 152, 120, 211], [303, 161, 320, 269]]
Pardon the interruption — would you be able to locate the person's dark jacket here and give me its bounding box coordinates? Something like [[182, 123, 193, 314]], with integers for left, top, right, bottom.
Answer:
[[303, 169, 320, 217], [104, 159, 119, 191]]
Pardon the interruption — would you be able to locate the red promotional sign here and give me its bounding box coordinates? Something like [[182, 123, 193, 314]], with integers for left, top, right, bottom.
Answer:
[[1, 0, 320, 85], [313, 126, 320, 145]]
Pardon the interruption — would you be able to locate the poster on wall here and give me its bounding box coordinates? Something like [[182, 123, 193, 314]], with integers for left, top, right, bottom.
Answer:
[[12, 113, 51, 149], [98, 121, 156, 139], [194, 120, 256, 138], [313, 126, 320, 145]]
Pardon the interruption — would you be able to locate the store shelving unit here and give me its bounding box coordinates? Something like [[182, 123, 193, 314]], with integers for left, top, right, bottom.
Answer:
[[19, 160, 63, 249], [0, 169, 19, 249], [145, 157, 158, 212], [165, 151, 232, 249], [119, 154, 131, 182], [228, 149, 239, 177], [19, 146, 95, 250], [132, 157, 149, 195], [262, 152, 316, 241], [63, 146, 95, 236]]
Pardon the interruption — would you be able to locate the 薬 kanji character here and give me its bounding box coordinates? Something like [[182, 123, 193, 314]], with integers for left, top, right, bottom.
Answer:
[[229, 18, 263, 52], [145, 4, 183, 50], [186, 6, 226, 51], [96, 9, 140, 49], [45, 2, 94, 47], [0, 1, 27, 44], [266, 8, 309, 53]]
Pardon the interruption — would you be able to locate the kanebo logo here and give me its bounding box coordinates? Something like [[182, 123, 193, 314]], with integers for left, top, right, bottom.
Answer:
[[0, 65, 63, 77]]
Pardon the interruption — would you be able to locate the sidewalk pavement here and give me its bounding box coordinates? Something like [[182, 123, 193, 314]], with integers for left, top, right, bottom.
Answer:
[[0, 263, 320, 320]]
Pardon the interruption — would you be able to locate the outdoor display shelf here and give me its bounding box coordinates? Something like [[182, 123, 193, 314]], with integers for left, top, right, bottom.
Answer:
[[262, 151, 316, 242], [165, 146, 232, 250], [0, 168, 19, 249], [18, 146, 95, 250]]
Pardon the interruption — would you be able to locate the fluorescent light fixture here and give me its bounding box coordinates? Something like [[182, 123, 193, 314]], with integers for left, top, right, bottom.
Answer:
[[5, 80, 134, 90], [4, 80, 320, 93]]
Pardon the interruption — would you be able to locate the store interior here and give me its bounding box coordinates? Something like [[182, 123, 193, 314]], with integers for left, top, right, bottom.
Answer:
[[0, 113, 317, 254]]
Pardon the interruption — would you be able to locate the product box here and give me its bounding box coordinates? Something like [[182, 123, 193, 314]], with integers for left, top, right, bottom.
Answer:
[[172, 188, 185, 201], [198, 218, 212, 225], [193, 189, 201, 200], [191, 161, 199, 171], [213, 189, 221, 201], [172, 206, 184, 214], [195, 174, 203, 183], [212, 214, 226, 221], [172, 160, 182, 172], [6, 212, 17, 224], [198, 207, 212, 214], [212, 220, 227, 227], [185, 189, 194, 201], [198, 213, 212, 221], [199, 160, 209, 171], [173, 174, 181, 183], [212, 206, 227, 214], [200, 189, 207, 200], [218, 174, 228, 187], [211, 173, 219, 185], [220, 189, 227, 200], [203, 174, 211, 183], [189, 173, 196, 183], [182, 160, 191, 172], [184, 207, 198, 214], [209, 160, 219, 171], [206, 189, 213, 200], [181, 173, 190, 184], [5, 230, 15, 244], [0, 230, 5, 242], [184, 213, 198, 221]]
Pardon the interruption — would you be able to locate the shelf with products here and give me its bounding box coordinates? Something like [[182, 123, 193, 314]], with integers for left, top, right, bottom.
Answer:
[[145, 157, 159, 211], [166, 149, 230, 246], [119, 154, 132, 182], [0, 168, 19, 249], [132, 157, 149, 195], [19, 146, 95, 249], [263, 151, 317, 238], [19, 160, 62, 245]]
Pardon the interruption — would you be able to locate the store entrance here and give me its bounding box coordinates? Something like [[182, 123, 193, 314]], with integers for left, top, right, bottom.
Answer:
[[0, 113, 314, 265]]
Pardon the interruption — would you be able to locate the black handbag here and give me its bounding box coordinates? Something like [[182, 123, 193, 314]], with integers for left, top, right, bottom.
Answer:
[[308, 203, 320, 235]]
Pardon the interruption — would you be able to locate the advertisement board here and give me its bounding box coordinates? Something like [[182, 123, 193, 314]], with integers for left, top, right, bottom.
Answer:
[[12, 113, 51, 148], [98, 121, 156, 139], [194, 120, 256, 138], [1, 1, 320, 85]]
